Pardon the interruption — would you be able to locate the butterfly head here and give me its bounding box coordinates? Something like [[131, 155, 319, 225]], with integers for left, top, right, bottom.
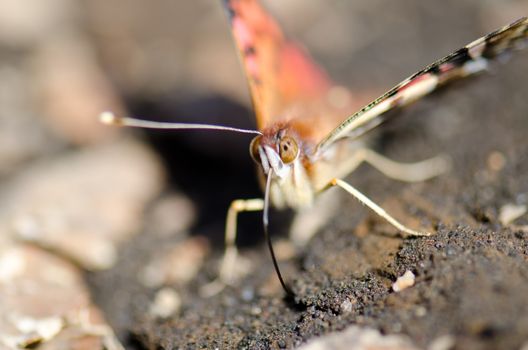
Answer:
[[250, 129, 300, 179]]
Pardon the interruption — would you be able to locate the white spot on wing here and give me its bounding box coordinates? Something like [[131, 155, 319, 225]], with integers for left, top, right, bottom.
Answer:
[[463, 57, 488, 75]]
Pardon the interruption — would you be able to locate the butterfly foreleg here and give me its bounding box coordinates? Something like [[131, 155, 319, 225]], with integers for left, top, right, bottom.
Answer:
[[200, 198, 264, 297], [222, 198, 264, 282], [322, 178, 432, 237]]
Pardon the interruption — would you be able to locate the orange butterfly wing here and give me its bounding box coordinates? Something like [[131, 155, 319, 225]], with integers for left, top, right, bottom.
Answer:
[[224, 0, 338, 133]]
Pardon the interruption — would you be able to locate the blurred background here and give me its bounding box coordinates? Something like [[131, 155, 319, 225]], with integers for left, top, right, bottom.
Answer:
[[0, 0, 527, 349]]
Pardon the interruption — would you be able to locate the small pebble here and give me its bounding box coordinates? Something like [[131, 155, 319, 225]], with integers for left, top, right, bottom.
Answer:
[[499, 204, 526, 225], [14, 316, 64, 341], [297, 325, 419, 350], [392, 270, 416, 292], [415, 306, 427, 317], [487, 151, 506, 172], [428, 334, 456, 350], [250, 306, 262, 316], [149, 288, 181, 318], [339, 298, 353, 314]]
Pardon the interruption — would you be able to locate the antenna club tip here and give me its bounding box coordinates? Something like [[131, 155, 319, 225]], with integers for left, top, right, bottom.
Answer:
[[99, 111, 123, 126]]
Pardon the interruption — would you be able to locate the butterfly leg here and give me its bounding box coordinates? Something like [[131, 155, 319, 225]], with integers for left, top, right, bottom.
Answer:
[[200, 198, 264, 297], [341, 148, 450, 183], [221, 198, 264, 282], [322, 178, 431, 237], [291, 150, 445, 245]]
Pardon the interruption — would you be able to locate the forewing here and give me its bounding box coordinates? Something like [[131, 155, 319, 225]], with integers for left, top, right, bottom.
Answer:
[[316, 17, 528, 154], [223, 0, 332, 130]]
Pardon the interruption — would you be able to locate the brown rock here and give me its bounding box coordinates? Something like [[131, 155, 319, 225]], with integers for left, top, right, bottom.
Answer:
[[0, 245, 123, 349], [2, 139, 164, 270]]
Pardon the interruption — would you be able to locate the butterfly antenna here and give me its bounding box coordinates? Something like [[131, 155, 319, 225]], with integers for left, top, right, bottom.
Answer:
[[99, 111, 262, 135], [264, 169, 295, 297]]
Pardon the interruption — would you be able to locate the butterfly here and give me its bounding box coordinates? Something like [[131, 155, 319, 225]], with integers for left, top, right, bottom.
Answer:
[[100, 0, 528, 296]]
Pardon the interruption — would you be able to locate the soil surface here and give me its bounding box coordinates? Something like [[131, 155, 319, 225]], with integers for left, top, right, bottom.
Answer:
[[88, 1, 528, 349], [2, 0, 526, 349]]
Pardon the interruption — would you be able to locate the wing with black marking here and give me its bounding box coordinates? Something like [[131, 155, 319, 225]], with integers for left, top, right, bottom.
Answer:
[[316, 17, 528, 154]]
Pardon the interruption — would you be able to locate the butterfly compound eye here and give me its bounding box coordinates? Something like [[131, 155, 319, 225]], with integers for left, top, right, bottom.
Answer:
[[279, 136, 298, 164], [250, 135, 262, 163]]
